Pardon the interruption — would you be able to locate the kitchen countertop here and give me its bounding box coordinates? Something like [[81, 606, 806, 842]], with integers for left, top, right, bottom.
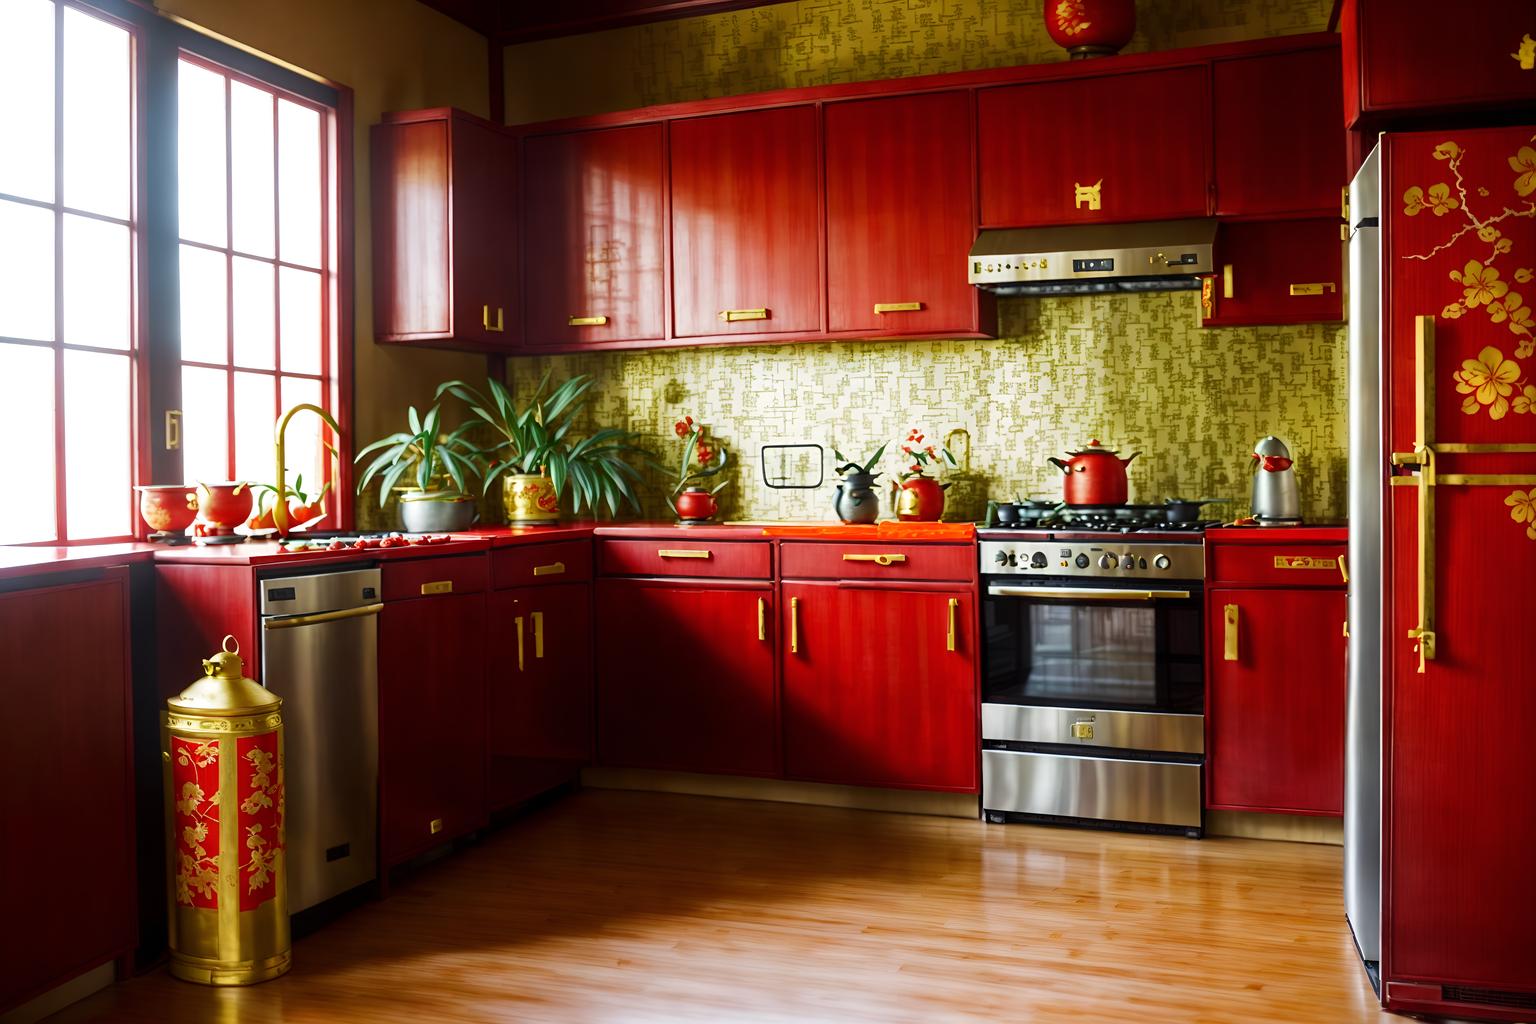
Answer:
[[1206, 523, 1348, 544], [0, 543, 157, 583]]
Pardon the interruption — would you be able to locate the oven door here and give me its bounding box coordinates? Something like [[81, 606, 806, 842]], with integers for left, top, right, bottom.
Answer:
[[982, 580, 1204, 716]]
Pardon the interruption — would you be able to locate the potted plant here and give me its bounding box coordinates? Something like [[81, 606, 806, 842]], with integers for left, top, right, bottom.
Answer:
[[246, 473, 332, 533], [436, 372, 640, 522], [830, 442, 888, 524], [654, 415, 730, 522], [354, 404, 481, 532], [893, 428, 958, 522]]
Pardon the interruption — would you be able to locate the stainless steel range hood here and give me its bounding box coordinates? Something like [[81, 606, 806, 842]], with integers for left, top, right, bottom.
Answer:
[[968, 218, 1217, 296]]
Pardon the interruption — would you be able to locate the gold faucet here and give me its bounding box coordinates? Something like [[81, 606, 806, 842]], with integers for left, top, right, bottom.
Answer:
[[273, 403, 342, 537]]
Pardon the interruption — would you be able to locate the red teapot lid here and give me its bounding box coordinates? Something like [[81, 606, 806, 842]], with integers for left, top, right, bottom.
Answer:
[[1066, 439, 1121, 456]]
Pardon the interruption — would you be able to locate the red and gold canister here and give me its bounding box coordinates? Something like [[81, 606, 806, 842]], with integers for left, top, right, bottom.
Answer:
[[163, 636, 289, 985]]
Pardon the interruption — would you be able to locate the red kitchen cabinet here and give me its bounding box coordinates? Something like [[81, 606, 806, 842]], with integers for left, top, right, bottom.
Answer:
[[780, 581, 977, 792], [486, 582, 593, 810], [824, 91, 994, 337], [378, 588, 488, 866], [372, 109, 519, 349], [1341, 0, 1536, 131], [1206, 585, 1346, 815], [670, 106, 821, 338], [978, 66, 1210, 227], [1, 571, 136, 1013], [1212, 44, 1345, 217], [595, 579, 777, 776], [1202, 218, 1344, 327], [523, 124, 666, 346]]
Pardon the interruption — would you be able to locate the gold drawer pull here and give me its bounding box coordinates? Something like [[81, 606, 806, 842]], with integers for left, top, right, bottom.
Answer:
[[842, 553, 907, 566], [658, 548, 711, 559], [757, 597, 766, 641], [532, 611, 544, 659], [514, 615, 525, 672], [1289, 282, 1337, 296], [790, 596, 799, 653], [1223, 604, 1239, 662], [532, 561, 566, 577], [568, 315, 609, 326], [429, 817, 444, 835], [718, 308, 768, 323], [1222, 264, 1234, 299], [1339, 554, 1349, 584], [420, 580, 453, 595], [482, 305, 504, 332], [874, 302, 923, 314], [946, 597, 958, 652]]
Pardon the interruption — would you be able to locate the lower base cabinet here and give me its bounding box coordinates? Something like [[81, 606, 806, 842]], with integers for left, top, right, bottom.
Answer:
[[781, 582, 977, 793], [595, 579, 777, 776], [379, 591, 488, 866]]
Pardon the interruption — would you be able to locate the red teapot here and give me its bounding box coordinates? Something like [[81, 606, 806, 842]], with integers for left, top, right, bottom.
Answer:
[[1048, 440, 1139, 506]]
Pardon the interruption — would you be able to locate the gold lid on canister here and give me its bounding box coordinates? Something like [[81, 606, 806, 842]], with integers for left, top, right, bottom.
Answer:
[[168, 635, 281, 717]]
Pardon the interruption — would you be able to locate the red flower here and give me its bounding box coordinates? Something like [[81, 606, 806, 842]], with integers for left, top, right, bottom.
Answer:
[[696, 443, 714, 464], [915, 433, 924, 443], [909, 463, 921, 473], [925, 445, 936, 457], [674, 420, 689, 438], [901, 445, 912, 455]]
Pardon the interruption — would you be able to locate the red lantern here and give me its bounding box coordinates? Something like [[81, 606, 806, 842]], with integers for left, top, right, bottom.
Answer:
[[1044, 0, 1136, 59]]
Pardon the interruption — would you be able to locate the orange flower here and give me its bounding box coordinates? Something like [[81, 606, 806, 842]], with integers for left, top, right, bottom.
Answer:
[[1452, 260, 1508, 308], [1453, 346, 1521, 420], [1511, 146, 1536, 198]]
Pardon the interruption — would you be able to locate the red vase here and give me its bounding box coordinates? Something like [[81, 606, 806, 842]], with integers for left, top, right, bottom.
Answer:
[[1044, 0, 1135, 58], [674, 487, 718, 522], [194, 481, 253, 536], [895, 476, 946, 522]]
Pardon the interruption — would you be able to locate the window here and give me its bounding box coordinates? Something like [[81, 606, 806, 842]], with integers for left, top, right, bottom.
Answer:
[[0, 1, 137, 544], [0, 0, 348, 545]]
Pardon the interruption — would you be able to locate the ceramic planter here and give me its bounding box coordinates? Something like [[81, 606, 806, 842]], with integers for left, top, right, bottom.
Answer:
[[673, 487, 718, 523], [135, 484, 200, 535], [895, 475, 946, 522], [399, 490, 478, 533], [833, 470, 879, 524], [501, 474, 560, 523], [194, 482, 252, 534]]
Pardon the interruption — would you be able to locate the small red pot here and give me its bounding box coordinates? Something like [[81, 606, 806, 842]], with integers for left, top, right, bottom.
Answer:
[[1044, 0, 1135, 58], [895, 475, 946, 522], [1048, 440, 1139, 507], [195, 481, 253, 534], [674, 487, 718, 522], [135, 484, 200, 535]]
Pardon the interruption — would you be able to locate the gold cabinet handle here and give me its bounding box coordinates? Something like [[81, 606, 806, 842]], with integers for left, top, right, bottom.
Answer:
[[874, 302, 923, 314], [1289, 282, 1337, 296], [1339, 554, 1349, 584], [568, 315, 608, 326], [532, 561, 566, 577], [164, 409, 182, 451], [482, 305, 504, 332], [1222, 264, 1234, 299], [757, 597, 766, 641], [946, 597, 958, 652], [1223, 604, 1239, 662], [420, 580, 453, 595], [429, 817, 444, 835], [790, 596, 799, 654], [658, 548, 711, 559], [514, 615, 525, 672], [718, 308, 768, 323], [842, 553, 907, 566], [532, 611, 544, 659]]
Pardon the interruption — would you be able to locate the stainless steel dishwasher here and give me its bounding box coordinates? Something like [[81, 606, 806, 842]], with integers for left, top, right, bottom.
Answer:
[[260, 567, 382, 913]]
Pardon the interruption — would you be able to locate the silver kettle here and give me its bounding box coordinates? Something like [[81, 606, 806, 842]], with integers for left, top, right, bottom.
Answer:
[[1250, 435, 1302, 526]]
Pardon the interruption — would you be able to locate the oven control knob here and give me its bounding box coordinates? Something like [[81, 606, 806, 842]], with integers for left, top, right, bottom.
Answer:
[[1154, 554, 1172, 570], [994, 550, 1010, 566], [1074, 554, 1090, 569], [1097, 554, 1115, 569], [1030, 552, 1048, 569], [1121, 555, 1136, 570]]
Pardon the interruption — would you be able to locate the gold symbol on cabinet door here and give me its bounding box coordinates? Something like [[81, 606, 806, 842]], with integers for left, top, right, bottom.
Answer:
[[1514, 33, 1535, 70], [1074, 179, 1102, 211]]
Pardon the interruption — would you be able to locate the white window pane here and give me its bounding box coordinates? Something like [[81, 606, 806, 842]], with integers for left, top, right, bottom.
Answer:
[[230, 81, 275, 258], [62, 8, 131, 220], [181, 365, 227, 485], [232, 256, 274, 368], [63, 215, 131, 350], [0, 0, 54, 203], [63, 349, 132, 539], [0, 343, 56, 543], [279, 376, 324, 497], [278, 266, 321, 374], [277, 99, 321, 268], [0, 200, 55, 341], [178, 60, 226, 247], [179, 243, 227, 363], [233, 371, 274, 484]]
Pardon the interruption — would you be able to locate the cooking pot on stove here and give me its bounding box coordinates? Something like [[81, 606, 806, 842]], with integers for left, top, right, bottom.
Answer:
[[1048, 440, 1139, 507], [1163, 497, 1230, 523]]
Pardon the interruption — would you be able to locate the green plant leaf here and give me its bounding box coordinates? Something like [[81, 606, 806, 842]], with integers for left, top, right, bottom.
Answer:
[[863, 442, 889, 474]]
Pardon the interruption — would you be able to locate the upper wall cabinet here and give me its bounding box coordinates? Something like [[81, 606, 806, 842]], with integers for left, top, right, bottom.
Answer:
[[523, 124, 667, 346], [825, 91, 993, 337], [978, 66, 1211, 227], [372, 110, 519, 350], [1212, 45, 1345, 218], [1340, 0, 1536, 130], [670, 107, 822, 338]]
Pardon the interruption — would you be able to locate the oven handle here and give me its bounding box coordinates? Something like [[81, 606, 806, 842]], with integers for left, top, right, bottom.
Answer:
[[986, 585, 1192, 601]]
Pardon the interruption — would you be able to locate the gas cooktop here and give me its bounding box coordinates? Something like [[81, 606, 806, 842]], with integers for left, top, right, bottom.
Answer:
[[983, 502, 1222, 534]]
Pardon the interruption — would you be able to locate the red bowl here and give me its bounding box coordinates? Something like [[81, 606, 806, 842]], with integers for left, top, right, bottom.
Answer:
[[135, 485, 200, 534], [195, 482, 253, 531]]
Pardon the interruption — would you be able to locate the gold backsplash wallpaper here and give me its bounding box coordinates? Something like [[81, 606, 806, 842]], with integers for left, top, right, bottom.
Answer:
[[511, 293, 1348, 523]]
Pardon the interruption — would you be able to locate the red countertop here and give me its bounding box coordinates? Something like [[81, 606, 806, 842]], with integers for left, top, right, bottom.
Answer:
[[454, 523, 599, 547], [1206, 523, 1348, 544], [0, 543, 157, 582]]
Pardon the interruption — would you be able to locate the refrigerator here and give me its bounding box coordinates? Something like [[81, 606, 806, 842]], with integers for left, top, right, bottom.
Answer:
[[1346, 126, 1536, 1021]]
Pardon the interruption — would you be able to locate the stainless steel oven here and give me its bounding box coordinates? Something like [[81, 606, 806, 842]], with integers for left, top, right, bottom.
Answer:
[[979, 535, 1205, 836]]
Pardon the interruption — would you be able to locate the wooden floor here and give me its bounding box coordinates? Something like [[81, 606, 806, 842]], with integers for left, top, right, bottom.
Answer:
[[53, 789, 1390, 1023]]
